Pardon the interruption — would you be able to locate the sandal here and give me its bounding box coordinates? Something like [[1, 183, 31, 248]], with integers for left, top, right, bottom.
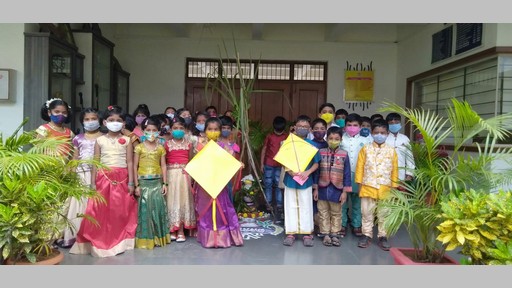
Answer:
[[322, 235, 332, 246], [330, 235, 341, 247], [176, 234, 186, 243], [303, 235, 314, 247], [170, 232, 177, 241], [283, 235, 295, 246]]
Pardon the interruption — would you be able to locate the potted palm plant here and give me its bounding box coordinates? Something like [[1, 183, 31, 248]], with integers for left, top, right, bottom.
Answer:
[[0, 118, 104, 264], [377, 98, 512, 264]]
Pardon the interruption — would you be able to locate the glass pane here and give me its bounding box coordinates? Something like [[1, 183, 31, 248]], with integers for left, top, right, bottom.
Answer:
[[187, 61, 218, 78], [294, 64, 325, 80], [258, 63, 290, 80], [222, 62, 254, 79]]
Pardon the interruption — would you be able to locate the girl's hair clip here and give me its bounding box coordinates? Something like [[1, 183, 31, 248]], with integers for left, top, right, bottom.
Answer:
[[45, 98, 62, 108], [107, 105, 114, 111]]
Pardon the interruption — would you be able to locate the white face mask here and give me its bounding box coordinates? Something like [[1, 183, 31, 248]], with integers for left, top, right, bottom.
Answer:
[[83, 120, 100, 132], [105, 122, 123, 132], [166, 113, 174, 119]]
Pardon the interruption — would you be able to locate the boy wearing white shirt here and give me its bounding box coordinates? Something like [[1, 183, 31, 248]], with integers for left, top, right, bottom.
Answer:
[[340, 113, 372, 237], [385, 113, 415, 182]]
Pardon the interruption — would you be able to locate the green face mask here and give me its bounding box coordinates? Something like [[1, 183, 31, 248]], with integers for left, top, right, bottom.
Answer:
[[328, 140, 340, 149], [335, 119, 345, 128]]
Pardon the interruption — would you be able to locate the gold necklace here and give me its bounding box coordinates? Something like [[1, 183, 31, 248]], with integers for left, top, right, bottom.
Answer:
[[105, 134, 121, 145], [48, 123, 65, 133]]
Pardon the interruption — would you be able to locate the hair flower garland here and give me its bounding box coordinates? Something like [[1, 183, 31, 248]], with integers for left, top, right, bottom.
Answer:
[[45, 98, 62, 108]]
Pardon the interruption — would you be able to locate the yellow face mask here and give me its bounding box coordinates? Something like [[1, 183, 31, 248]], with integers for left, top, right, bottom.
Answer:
[[320, 113, 334, 124], [206, 131, 221, 141]]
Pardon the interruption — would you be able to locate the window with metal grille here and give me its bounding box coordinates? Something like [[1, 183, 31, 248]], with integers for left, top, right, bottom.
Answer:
[[257, 63, 290, 80], [187, 59, 326, 82], [294, 64, 325, 81], [187, 61, 219, 78], [412, 56, 512, 144], [222, 62, 255, 79]]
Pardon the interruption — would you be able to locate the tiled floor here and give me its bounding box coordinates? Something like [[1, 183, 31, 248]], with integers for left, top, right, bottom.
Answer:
[[59, 225, 463, 265]]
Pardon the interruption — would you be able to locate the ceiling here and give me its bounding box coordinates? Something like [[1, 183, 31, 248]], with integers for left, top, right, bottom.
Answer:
[[93, 23, 431, 44]]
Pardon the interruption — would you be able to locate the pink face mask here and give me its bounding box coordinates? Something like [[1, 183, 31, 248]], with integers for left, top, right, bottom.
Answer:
[[345, 126, 361, 137]]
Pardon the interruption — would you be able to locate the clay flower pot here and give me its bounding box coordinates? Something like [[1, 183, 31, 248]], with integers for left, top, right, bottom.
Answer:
[[390, 247, 458, 265], [5, 249, 64, 265]]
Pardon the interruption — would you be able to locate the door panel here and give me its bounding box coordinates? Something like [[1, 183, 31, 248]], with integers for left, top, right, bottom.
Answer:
[[292, 82, 326, 121], [251, 81, 292, 128], [185, 79, 326, 127]]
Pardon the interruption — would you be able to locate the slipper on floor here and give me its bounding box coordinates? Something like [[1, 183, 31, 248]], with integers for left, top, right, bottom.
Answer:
[[283, 235, 295, 246], [170, 233, 177, 241], [176, 234, 186, 243], [303, 235, 314, 247]]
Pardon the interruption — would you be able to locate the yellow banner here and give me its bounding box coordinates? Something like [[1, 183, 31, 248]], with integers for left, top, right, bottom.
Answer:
[[344, 70, 374, 102]]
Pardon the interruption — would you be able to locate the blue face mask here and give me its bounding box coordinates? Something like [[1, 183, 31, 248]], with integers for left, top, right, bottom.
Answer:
[[373, 134, 388, 144], [183, 117, 192, 125], [360, 127, 370, 137], [50, 114, 67, 125], [295, 127, 309, 138], [172, 130, 185, 139], [221, 130, 231, 138], [195, 123, 205, 132], [335, 118, 345, 128], [389, 123, 402, 133]]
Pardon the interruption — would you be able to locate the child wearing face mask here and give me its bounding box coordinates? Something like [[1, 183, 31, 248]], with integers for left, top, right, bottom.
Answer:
[[334, 108, 349, 131], [56, 108, 104, 248], [385, 112, 415, 183], [132, 104, 151, 141], [165, 116, 196, 242], [36, 98, 75, 158], [313, 126, 352, 247], [260, 116, 288, 221], [309, 118, 328, 237], [359, 116, 373, 140], [340, 113, 372, 238], [281, 115, 321, 247], [218, 116, 241, 203], [37, 98, 75, 248], [355, 119, 398, 251], [133, 116, 171, 249], [308, 103, 336, 140], [192, 117, 244, 248], [70, 105, 138, 257]]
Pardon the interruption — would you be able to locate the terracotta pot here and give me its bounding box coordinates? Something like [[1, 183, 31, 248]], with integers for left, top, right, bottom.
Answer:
[[390, 247, 458, 265], [5, 249, 64, 265]]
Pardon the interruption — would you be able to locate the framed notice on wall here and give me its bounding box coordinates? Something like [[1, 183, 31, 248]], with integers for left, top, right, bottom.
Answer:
[[431, 26, 453, 64], [455, 23, 483, 55], [0, 69, 11, 100], [344, 70, 374, 102]]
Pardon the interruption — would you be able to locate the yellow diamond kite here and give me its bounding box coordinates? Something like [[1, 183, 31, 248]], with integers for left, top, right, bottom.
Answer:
[[273, 133, 318, 173], [185, 139, 242, 199]]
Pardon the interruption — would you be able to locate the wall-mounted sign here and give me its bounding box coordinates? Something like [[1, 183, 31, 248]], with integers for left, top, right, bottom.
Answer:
[[0, 69, 11, 100], [455, 23, 483, 55], [431, 26, 453, 64]]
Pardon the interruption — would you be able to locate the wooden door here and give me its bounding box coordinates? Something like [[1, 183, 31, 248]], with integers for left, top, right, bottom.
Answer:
[[185, 79, 326, 126], [250, 81, 292, 128], [290, 82, 326, 121]]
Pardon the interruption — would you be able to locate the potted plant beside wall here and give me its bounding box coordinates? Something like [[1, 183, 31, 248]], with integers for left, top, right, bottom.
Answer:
[[437, 189, 512, 265], [0, 119, 104, 265], [377, 99, 512, 264]]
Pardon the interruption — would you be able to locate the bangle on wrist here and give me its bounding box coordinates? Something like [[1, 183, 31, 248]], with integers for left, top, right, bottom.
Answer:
[[128, 182, 134, 187], [162, 182, 168, 186]]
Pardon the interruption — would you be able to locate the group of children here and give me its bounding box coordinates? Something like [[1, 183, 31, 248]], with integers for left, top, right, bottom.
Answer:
[[260, 103, 415, 250], [37, 99, 244, 258], [37, 98, 414, 257]]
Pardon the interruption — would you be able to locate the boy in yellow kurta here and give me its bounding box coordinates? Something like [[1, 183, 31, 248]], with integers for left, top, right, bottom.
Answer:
[[355, 119, 398, 251]]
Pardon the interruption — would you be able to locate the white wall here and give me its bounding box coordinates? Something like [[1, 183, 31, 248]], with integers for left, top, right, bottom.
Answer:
[[108, 24, 397, 117], [0, 23, 38, 136]]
